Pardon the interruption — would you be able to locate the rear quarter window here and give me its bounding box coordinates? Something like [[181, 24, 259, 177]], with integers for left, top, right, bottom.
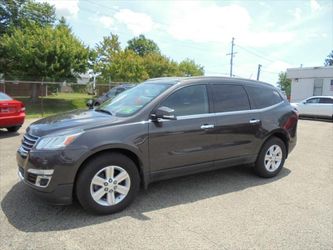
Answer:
[[245, 86, 283, 109]]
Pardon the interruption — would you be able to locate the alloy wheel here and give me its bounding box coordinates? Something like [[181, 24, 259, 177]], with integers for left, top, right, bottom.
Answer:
[[90, 165, 131, 206], [264, 145, 283, 172]]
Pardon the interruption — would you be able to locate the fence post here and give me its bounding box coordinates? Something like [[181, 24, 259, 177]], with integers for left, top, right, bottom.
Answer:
[[41, 79, 44, 117], [31, 82, 37, 103]]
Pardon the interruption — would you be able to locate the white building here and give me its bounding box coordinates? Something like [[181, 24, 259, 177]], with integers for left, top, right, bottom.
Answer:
[[287, 66, 333, 102]]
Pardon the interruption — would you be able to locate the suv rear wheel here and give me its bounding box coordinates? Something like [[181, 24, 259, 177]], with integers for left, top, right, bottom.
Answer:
[[254, 137, 286, 178], [76, 153, 140, 214]]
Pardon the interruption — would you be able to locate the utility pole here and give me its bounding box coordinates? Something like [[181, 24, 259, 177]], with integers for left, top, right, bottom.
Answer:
[[256, 64, 262, 80], [227, 37, 236, 77]]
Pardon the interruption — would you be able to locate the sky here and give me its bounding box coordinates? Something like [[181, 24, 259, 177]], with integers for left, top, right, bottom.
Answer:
[[39, 0, 332, 85]]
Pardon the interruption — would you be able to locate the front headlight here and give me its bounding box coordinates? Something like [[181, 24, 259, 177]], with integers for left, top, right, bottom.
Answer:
[[35, 132, 83, 150]]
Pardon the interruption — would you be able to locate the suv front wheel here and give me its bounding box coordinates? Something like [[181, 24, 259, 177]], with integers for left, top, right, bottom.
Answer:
[[76, 153, 140, 214], [254, 137, 286, 178]]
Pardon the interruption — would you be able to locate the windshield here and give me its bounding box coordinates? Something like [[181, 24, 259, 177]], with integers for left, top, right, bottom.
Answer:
[[0, 92, 12, 101], [98, 83, 171, 116]]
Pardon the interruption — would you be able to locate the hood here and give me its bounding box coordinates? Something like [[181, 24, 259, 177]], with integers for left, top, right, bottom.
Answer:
[[27, 109, 119, 137]]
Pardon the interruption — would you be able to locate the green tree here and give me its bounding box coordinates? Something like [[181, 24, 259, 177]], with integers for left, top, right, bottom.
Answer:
[[0, 0, 56, 36], [178, 58, 204, 76], [143, 53, 179, 78], [324, 50, 333, 66], [95, 33, 121, 82], [277, 72, 291, 97], [109, 50, 148, 82], [0, 23, 89, 81], [0, 0, 25, 35], [127, 34, 160, 57]]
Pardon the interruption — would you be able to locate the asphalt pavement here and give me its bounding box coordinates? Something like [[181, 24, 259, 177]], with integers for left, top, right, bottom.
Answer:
[[0, 119, 332, 249]]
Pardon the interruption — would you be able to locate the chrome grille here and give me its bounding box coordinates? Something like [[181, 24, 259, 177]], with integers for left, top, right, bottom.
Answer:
[[19, 133, 39, 156]]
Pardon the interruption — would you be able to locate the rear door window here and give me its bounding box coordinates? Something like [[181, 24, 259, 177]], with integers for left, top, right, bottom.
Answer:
[[319, 98, 333, 104], [211, 84, 250, 112], [245, 86, 283, 109]]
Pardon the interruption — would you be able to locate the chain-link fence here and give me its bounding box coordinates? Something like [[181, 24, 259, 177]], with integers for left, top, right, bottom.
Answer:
[[0, 79, 127, 118]]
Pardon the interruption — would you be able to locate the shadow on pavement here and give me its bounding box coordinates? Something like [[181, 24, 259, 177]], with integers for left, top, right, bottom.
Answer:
[[0, 129, 21, 138], [1, 165, 290, 232], [299, 117, 333, 123]]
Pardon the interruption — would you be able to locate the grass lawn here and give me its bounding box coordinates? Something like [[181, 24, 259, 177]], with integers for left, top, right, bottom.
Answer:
[[16, 93, 93, 118]]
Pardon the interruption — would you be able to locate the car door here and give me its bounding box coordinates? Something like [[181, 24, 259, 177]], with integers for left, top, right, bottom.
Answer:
[[302, 97, 320, 116], [148, 84, 216, 172], [211, 84, 262, 162], [318, 97, 333, 117]]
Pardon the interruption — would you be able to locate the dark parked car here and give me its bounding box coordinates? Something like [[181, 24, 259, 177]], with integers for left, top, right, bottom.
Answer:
[[17, 77, 298, 214], [0, 92, 25, 132], [93, 84, 135, 106]]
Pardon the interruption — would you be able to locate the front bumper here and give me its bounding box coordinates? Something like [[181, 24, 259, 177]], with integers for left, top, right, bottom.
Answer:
[[16, 147, 86, 205], [0, 112, 25, 128], [18, 169, 73, 205]]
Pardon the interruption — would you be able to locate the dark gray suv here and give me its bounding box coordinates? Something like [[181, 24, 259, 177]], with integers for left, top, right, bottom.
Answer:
[[17, 77, 298, 214]]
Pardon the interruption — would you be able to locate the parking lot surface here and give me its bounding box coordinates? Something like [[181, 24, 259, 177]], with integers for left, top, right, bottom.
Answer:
[[0, 119, 332, 249]]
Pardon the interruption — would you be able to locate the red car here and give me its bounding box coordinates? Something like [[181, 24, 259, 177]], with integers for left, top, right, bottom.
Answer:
[[0, 92, 25, 132]]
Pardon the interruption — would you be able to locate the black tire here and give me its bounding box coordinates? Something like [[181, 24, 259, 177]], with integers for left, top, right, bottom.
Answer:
[[7, 126, 21, 132], [76, 153, 140, 215], [254, 137, 286, 178]]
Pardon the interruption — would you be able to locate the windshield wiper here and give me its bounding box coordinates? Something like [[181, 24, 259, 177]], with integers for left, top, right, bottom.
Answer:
[[95, 108, 113, 115]]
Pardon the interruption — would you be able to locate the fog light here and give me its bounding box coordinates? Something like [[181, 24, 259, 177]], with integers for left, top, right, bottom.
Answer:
[[26, 169, 53, 188], [36, 175, 51, 187], [39, 178, 49, 187]]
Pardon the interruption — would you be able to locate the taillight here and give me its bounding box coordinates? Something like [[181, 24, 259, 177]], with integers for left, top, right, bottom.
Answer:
[[283, 113, 298, 130]]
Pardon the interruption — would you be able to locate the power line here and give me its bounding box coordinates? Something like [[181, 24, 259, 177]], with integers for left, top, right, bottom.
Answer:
[[240, 43, 291, 63], [236, 45, 275, 63]]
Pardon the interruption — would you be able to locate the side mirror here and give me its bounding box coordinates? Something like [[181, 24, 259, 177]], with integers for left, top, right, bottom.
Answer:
[[151, 106, 176, 121], [86, 99, 94, 109]]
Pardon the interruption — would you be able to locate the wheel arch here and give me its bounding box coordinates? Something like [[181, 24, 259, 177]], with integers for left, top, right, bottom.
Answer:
[[74, 147, 148, 198], [261, 129, 290, 158]]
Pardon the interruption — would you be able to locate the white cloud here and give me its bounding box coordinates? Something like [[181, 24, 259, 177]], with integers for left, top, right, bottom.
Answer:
[[114, 9, 155, 35], [37, 0, 79, 18], [99, 16, 114, 29], [166, 1, 294, 47], [292, 8, 302, 21], [310, 0, 321, 12], [267, 60, 293, 73]]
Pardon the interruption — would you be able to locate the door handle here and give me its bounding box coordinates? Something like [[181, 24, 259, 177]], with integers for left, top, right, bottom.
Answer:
[[249, 119, 260, 124], [200, 124, 215, 129]]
